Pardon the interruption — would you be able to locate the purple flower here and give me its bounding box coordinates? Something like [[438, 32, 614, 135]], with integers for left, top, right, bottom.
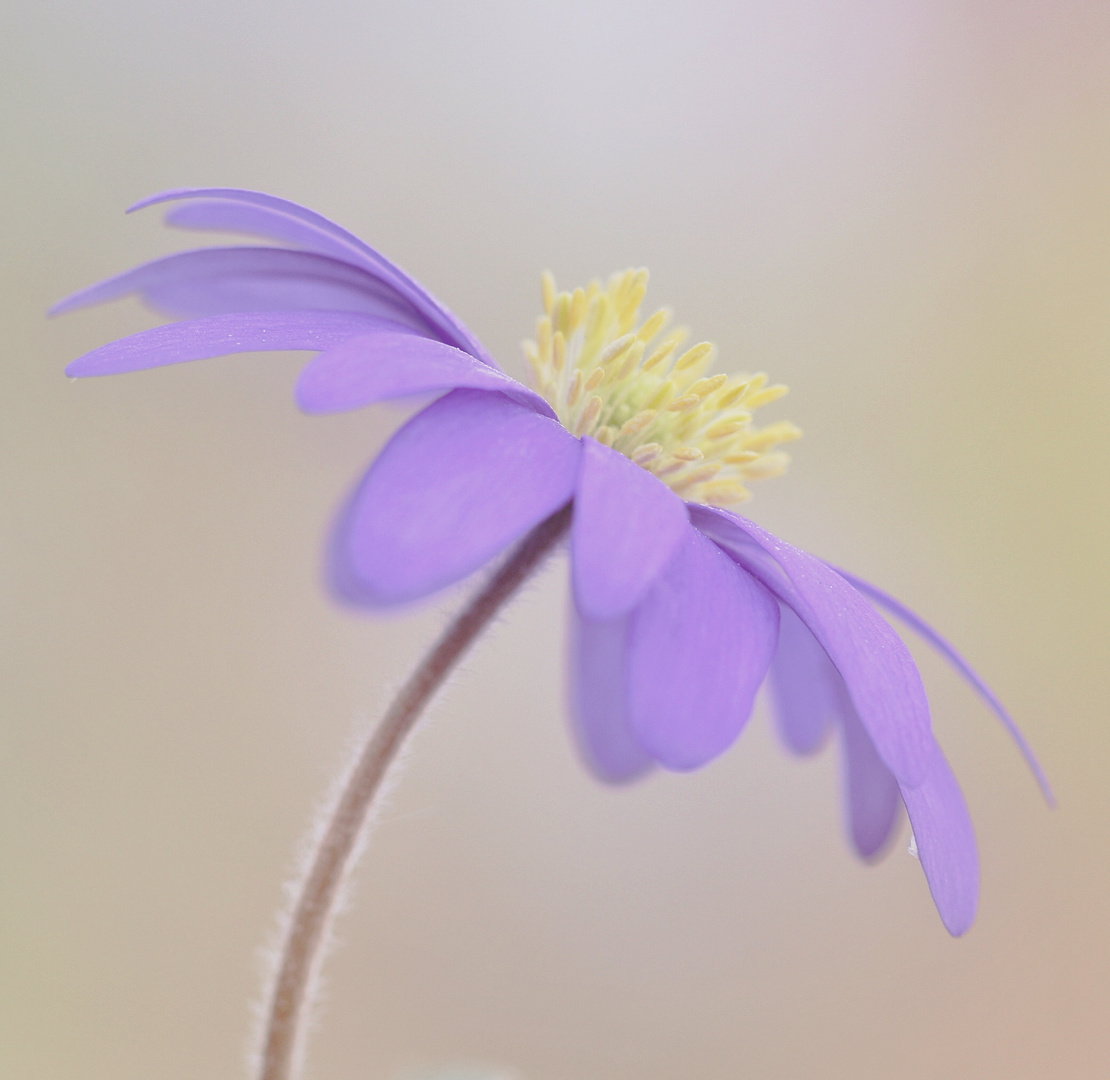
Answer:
[[57, 188, 1050, 936]]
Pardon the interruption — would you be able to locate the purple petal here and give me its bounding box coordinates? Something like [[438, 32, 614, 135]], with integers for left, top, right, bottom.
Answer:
[[51, 247, 438, 335], [689, 506, 934, 788], [65, 311, 391, 377], [165, 199, 383, 265], [832, 565, 1054, 806], [331, 389, 580, 606], [571, 439, 689, 620], [626, 527, 779, 770], [771, 607, 901, 856], [296, 333, 554, 418], [769, 603, 837, 755], [900, 743, 980, 936], [129, 189, 494, 364], [567, 609, 654, 783], [132, 189, 411, 288], [839, 695, 904, 860]]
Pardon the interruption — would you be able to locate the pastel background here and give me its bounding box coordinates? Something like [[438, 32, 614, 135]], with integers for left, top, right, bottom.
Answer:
[[2, 2, 1108, 1078]]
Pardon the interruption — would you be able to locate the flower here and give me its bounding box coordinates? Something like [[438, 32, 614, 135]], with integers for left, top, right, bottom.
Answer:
[[57, 188, 1049, 936]]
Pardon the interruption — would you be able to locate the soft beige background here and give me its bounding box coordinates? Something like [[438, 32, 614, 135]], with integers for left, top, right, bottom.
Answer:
[[2, 2, 1108, 1078]]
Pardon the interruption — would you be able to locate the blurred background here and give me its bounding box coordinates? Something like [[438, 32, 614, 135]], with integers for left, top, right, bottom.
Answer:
[[2, 1, 1108, 1078]]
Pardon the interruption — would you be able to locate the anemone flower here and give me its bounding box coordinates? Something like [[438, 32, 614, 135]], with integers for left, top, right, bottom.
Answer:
[[57, 188, 1049, 1080]]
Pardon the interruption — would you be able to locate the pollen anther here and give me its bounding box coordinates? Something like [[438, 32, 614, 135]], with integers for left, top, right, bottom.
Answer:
[[524, 269, 800, 507]]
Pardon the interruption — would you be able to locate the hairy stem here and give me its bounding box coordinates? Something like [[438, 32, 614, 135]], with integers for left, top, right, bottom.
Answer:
[[257, 503, 573, 1080]]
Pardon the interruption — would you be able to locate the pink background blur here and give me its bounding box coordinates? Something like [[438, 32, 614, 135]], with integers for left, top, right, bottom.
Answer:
[[2, 2, 1108, 1078]]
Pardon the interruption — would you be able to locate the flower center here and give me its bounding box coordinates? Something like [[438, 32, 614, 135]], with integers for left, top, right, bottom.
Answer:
[[523, 269, 802, 507]]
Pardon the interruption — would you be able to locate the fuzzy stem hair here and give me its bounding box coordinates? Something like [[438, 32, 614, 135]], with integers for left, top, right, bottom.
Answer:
[[256, 502, 573, 1080]]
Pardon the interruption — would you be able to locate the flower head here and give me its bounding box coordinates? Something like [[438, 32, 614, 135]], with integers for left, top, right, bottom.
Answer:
[[57, 188, 1050, 936]]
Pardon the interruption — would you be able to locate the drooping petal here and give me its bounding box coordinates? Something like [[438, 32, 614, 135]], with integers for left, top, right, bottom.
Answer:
[[51, 247, 438, 335], [769, 602, 837, 755], [771, 606, 901, 856], [331, 389, 580, 606], [296, 333, 554, 418], [568, 609, 654, 783], [626, 527, 779, 770], [571, 439, 689, 621], [689, 505, 933, 788], [165, 199, 382, 265], [839, 696, 904, 860], [900, 743, 980, 936], [65, 311, 391, 377], [129, 189, 494, 364], [832, 564, 1054, 805]]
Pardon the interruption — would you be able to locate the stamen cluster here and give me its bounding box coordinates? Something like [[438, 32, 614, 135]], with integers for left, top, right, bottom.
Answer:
[[524, 269, 802, 507]]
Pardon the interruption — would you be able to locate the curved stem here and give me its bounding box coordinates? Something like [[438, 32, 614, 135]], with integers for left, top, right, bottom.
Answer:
[[257, 503, 573, 1080]]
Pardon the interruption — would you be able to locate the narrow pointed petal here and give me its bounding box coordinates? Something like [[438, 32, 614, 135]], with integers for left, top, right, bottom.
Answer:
[[131, 188, 412, 284], [568, 609, 654, 783], [832, 565, 1054, 805], [626, 528, 779, 770], [129, 189, 494, 364], [571, 439, 689, 620], [901, 743, 980, 936], [769, 603, 837, 755], [165, 199, 383, 265], [65, 311, 391, 377], [689, 506, 933, 788], [296, 333, 554, 418], [51, 247, 437, 335], [332, 389, 580, 606], [840, 697, 904, 860]]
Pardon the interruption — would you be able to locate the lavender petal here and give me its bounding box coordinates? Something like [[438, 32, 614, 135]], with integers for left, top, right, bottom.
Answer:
[[689, 506, 934, 788], [65, 311, 391, 376], [331, 389, 580, 606], [296, 333, 554, 418], [129, 189, 494, 364], [769, 603, 837, 755], [165, 200, 382, 265], [571, 439, 689, 620], [832, 565, 1054, 805], [568, 609, 654, 783], [900, 743, 980, 936], [627, 528, 779, 770], [840, 695, 904, 860], [51, 247, 437, 336]]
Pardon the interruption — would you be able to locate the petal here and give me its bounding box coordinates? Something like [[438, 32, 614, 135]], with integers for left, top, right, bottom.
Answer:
[[626, 527, 779, 770], [771, 606, 901, 857], [296, 333, 554, 418], [839, 695, 904, 860], [689, 506, 933, 788], [571, 439, 689, 620], [567, 609, 654, 783], [51, 247, 438, 335], [129, 189, 494, 364], [900, 743, 980, 936], [331, 388, 580, 606], [832, 565, 1054, 805], [166, 199, 386, 265], [769, 602, 837, 755], [64, 311, 391, 377]]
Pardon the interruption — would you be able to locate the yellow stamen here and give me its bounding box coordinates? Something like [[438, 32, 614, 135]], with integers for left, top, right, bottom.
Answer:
[[566, 369, 584, 408], [598, 333, 636, 367], [575, 394, 603, 436], [643, 339, 678, 372], [552, 331, 566, 374], [522, 268, 799, 508], [637, 308, 670, 342], [671, 447, 703, 462], [619, 409, 657, 438], [541, 271, 557, 316]]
